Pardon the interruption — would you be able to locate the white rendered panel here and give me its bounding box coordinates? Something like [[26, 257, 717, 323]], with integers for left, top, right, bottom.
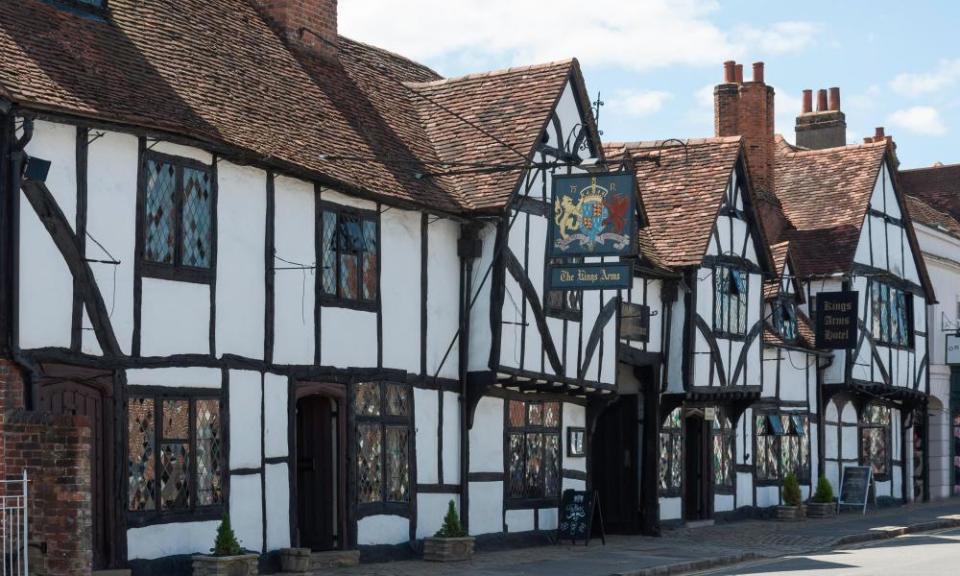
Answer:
[[427, 219, 461, 380], [869, 215, 887, 270], [442, 391, 461, 483], [357, 515, 409, 545], [883, 167, 900, 219], [714, 494, 734, 513], [505, 509, 534, 533], [539, 508, 559, 530], [562, 403, 587, 473], [736, 471, 753, 507], [731, 219, 749, 259], [81, 307, 103, 356], [523, 215, 548, 374], [149, 141, 212, 165], [263, 373, 288, 458], [599, 294, 618, 384], [417, 495, 460, 539], [414, 388, 439, 484], [126, 367, 221, 388], [140, 278, 209, 356], [272, 175, 315, 365], [127, 521, 219, 560], [469, 397, 503, 473], [762, 348, 778, 398], [320, 307, 377, 367], [660, 497, 681, 520], [468, 224, 497, 371], [229, 370, 263, 470], [321, 187, 376, 211], [381, 208, 421, 373], [666, 298, 685, 392], [265, 463, 291, 550], [216, 162, 266, 359], [468, 482, 503, 535], [230, 473, 264, 552]]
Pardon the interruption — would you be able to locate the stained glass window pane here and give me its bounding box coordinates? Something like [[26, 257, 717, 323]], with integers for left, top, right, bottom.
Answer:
[[528, 403, 543, 426], [196, 399, 222, 506], [659, 432, 671, 490], [340, 253, 359, 300], [160, 442, 190, 510], [508, 400, 525, 427], [671, 434, 683, 488], [544, 402, 560, 428], [145, 160, 175, 264], [714, 267, 727, 330], [128, 398, 156, 511], [362, 220, 377, 301], [713, 431, 732, 487], [181, 167, 212, 268], [322, 211, 337, 295], [354, 382, 380, 416], [357, 423, 382, 503], [162, 400, 189, 440], [385, 426, 409, 502], [385, 384, 409, 417], [508, 433, 525, 498], [668, 407, 682, 429], [525, 433, 544, 498], [880, 284, 890, 342], [544, 434, 560, 498]]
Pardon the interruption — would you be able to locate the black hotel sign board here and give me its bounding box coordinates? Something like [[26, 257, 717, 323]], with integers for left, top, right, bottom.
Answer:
[[815, 291, 859, 349], [548, 262, 632, 291]]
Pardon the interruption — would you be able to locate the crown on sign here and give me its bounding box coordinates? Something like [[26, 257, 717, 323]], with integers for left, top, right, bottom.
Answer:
[[580, 177, 609, 204]]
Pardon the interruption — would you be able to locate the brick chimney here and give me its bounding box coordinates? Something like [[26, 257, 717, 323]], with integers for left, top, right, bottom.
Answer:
[[715, 60, 776, 194], [794, 86, 846, 150], [249, 0, 339, 61]]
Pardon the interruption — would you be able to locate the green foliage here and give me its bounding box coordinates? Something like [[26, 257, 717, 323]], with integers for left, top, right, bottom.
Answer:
[[212, 514, 243, 556], [782, 472, 802, 507], [434, 500, 467, 538], [813, 475, 835, 503]]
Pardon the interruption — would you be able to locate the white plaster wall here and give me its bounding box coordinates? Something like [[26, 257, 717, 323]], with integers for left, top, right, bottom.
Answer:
[[500, 215, 525, 371], [216, 162, 266, 360], [468, 224, 496, 372], [442, 391, 461, 483], [416, 494, 460, 539], [321, 187, 376, 211], [426, 219, 461, 380], [470, 397, 503, 472], [756, 486, 779, 508], [357, 515, 409, 545], [562, 403, 587, 473], [659, 497, 681, 521], [468, 482, 503, 535], [126, 367, 221, 388], [381, 208, 421, 373], [714, 494, 734, 513], [230, 473, 264, 552], [229, 370, 263, 469], [19, 120, 76, 350], [522, 214, 548, 375], [85, 130, 138, 355], [140, 278, 210, 356], [320, 307, 377, 367], [539, 508, 558, 530], [666, 298, 686, 392], [414, 388, 439, 484], [736, 471, 753, 507], [263, 373, 288, 458], [126, 521, 219, 560], [265, 463, 291, 551], [599, 293, 618, 385], [150, 140, 213, 165], [505, 509, 534, 533], [272, 175, 315, 365]]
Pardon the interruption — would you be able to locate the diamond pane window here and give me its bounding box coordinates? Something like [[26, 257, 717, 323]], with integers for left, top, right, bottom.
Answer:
[[385, 384, 409, 417], [714, 266, 748, 336], [357, 423, 383, 504], [659, 408, 682, 494], [509, 400, 526, 427], [181, 167, 212, 268], [712, 417, 734, 488], [145, 159, 175, 265], [528, 403, 543, 426], [355, 383, 411, 507], [385, 427, 409, 502], [544, 402, 560, 428], [322, 211, 337, 295], [163, 400, 189, 440], [160, 442, 190, 510], [544, 434, 560, 498], [545, 257, 583, 319], [362, 220, 377, 301], [195, 400, 222, 506], [128, 398, 156, 511], [354, 382, 380, 416], [525, 433, 544, 497], [757, 412, 811, 483], [508, 434, 525, 498], [506, 400, 561, 501], [320, 205, 378, 307], [860, 404, 891, 478]]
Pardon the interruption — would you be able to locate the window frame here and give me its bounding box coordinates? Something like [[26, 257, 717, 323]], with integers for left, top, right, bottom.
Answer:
[[713, 265, 749, 337], [138, 150, 217, 284], [773, 296, 798, 343], [659, 407, 683, 497], [544, 257, 583, 321], [126, 388, 225, 527], [754, 411, 811, 486], [504, 399, 563, 509], [712, 414, 736, 493], [353, 382, 412, 518], [858, 404, 892, 482], [319, 202, 380, 311], [870, 281, 914, 349]]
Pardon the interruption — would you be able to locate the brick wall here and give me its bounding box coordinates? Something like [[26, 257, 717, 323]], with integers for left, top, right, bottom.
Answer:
[[714, 61, 776, 195], [249, 0, 339, 60]]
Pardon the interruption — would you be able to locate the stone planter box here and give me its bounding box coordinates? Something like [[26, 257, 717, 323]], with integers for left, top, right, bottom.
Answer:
[[775, 505, 804, 521], [278, 548, 311, 573], [192, 553, 259, 576], [423, 536, 475, 562], [807, 502, 837, 518]]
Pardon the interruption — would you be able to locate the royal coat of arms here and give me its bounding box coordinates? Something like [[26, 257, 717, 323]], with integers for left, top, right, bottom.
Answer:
[[550, 173, 636, 257]]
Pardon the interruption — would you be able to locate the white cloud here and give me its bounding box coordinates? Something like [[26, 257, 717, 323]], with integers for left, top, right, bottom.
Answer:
[[890, 59, 960, 97], [607, 90, 673, 117], [339, 0, 818, 73], [886, 106, 947, 136]]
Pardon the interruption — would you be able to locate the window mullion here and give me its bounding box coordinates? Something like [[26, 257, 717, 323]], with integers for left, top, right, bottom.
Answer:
[[173, 165, 184, 267]]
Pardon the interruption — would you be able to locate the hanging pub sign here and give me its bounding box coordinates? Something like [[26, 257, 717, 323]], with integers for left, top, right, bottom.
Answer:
[[815, 291, 859, 349], [548, 262, 632, 291], [549, 173, 637, 258]]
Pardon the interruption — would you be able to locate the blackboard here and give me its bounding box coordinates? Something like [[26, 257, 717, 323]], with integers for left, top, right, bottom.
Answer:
[[557, 489, 605, 545], [838, 466, 873, 514]]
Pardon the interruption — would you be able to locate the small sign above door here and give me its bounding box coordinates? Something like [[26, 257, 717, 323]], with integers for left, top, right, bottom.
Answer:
[[815, 291, 859, 349]]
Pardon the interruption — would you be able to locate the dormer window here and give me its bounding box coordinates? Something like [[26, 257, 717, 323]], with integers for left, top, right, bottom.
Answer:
[[773, 297, 798, 342]]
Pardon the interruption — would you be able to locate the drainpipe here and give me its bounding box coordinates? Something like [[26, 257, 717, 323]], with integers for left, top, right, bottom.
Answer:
[[457, 223, 481, 532]]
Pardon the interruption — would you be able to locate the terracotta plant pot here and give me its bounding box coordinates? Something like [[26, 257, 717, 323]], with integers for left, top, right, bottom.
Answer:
[[192, 553, 259, 576], [423, 536, 475, 562], [775, 505, 804, 521], [279, 548, 311, 573], [806, 501, 837, 518]]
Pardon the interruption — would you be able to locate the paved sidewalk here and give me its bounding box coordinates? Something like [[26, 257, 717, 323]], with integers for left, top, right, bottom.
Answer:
[[327, 500, 960, 576]]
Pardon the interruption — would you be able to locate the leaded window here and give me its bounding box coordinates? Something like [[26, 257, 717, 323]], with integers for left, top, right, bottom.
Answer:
[[714, 266, 748, 335], [620, 302, 650, 341], [320, 204, 378, 308], [860, 404, 891, 479], [127, 394, 223, 519], [870, 282, 913, 347], [141, 153, 215, 276], [506, 400, 561, 502], [545, 258, 582, 320], [712, 415, 735, 489], [755, 412, 810, 483], [659, 407, 682, 495], [773, 297, 798, 342], [355, 382, 411, 507]]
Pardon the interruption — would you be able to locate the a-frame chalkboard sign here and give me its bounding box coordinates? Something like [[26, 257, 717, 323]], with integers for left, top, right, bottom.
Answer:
[[838, 466, 873, 515], [557, 489, 606, 546]]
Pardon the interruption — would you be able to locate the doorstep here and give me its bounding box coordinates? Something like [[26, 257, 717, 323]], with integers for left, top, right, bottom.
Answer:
[[92, 570, 132, 576], [683, 519, 715, 529]]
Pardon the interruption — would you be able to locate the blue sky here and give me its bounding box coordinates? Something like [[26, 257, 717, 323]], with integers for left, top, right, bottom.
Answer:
[[340, 1, 957, 169]]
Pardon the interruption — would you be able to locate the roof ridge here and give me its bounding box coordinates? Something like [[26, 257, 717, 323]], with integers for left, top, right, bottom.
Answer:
[[778, 139, 887, 157], [407, 58, 574, 87], [608, 136, 742, 149], [338, 35, 442, 80], [899, 160, 960, 173]]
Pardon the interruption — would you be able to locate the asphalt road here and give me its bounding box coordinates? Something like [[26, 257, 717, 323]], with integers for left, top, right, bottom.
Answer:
[[689, 527, 960, 576]]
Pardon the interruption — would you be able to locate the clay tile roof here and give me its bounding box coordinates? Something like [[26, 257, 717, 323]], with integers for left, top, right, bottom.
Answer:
[[899, 162, 960, 222], [603, 137, 745, 268], [904, 194, 960, 240], [763, 310, 817, 351], [0, 0, 578, 214]]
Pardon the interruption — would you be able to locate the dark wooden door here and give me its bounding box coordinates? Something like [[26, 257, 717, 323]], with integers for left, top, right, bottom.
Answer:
[[39, 381, 112, 569], [296, 396, 337, 551], [683, 414, 709, 520], [592, 395, 639, 533]]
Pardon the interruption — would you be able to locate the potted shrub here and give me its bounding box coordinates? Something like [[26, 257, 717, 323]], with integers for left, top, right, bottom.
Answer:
[[776, 472, 804, 521], [192, 514, 259, 576], [807, 475, 837, 518], [423, 500, 475, 562]]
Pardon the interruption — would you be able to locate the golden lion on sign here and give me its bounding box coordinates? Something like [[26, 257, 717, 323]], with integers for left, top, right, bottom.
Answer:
[[554, 194, 582, 241]]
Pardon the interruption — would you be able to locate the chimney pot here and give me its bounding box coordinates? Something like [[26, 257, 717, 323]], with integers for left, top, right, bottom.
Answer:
[[875, 127, 885, 140], [735, 64, 744, 84], [724, 61, 736, 83], [802, 89, 813, 114], [752, 62, 764, 83], [828, 87, 841, 111], [816, 89, 828, 112]]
